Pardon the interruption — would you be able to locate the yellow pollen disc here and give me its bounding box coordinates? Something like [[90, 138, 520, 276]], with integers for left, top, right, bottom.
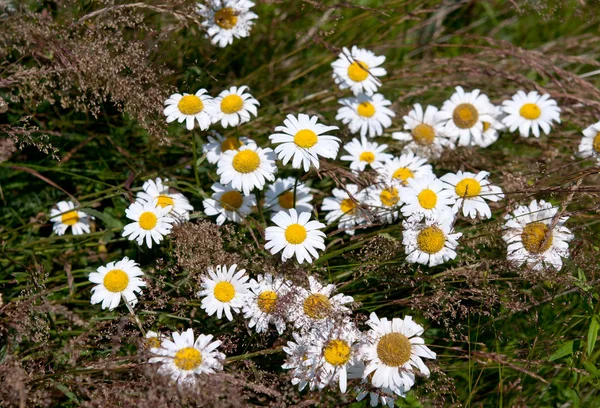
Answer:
[[380, 187, 399, 207], [521, 221, 553, 254], [214, 281, 236, 302], [173, 347, 203, 371], [357, 102, 376, 117], [221, 137, 243, 152], [593, 132, 600, 153], [412, 123, 435, 146], [340, 198, 356, 214], [61, 211, 79, 226], [359, 151, 375, 163], [220, 190, 244, 211], [482, 122, 491, 132], [139, 211, 157, 230], [455, 178, 482, 198], [519, 103, 541, 120], [146, 337, 161, 349], [294, 129, 318, 149], [392, 167, 414, 184], [347, 60, 369, 82], [284, 223, 307, 245], [278, 191, 294, 210], [323, 339, 352, 366], [177, 95, 204, 115], [416, 226, 446, 254], [215, 7, 238, 29], [232, 150, 260, 173], [221, 94, 244, 114], [156, 195, 174, 208], [377, 332, 412, 367], [257, 290, 278, 313], [103, 269, 129, 293], [417, 189, 437, 209], [303, 293, 331, 320], [453, 103, 479, 129]]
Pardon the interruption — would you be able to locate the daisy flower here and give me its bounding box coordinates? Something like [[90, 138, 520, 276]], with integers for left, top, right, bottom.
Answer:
[[339, 137, 393, 172], [202, 132, 256, 164], [502, 199, 574, 271], [364, 183, 402, 225], [163, 89, 217, 131], [478, 106, 506, 148], [196, 0, 258, 48], [243, 273, 292, 334], [322, 184, 369, 235], [265, 209, 326, 264], [376, 153, 433, 187], [136, 177, 193, 223], [145, 331, 165, 349], [88, 257, 146, 310], [269, 113, 340, 172], [331, 46, 386, 96], [336, 93, 395, 138], [400, 175, 455, 217], [361, 312, 436, 395], [440, 171, 504, 219], [282, 331, 317, 391], [264, 177, 313, 215], [348, 361, 405, 407], [149, 328, 225, 386], [501, 90, 561, 138], [216, 144, 277, 196], [198, 264, 252, 321], [122, 200, 174, 248], [577, 120, 600, 163], [50, 200, 91, 236], [213, 85, 260, 128], [202, 182, 256, 225]]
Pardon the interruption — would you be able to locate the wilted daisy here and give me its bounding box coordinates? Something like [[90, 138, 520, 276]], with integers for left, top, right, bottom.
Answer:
[[502, 199, 574, 271], [163, 89, 217, 131], [265, 209, 326, 264], [136, 177, 193, 223], [400, 175, 455, 217], [376, 153, 433, 187], [122, 200, 174, 248], [50, 200, 91, 236], [196, 0, 258, 48], [213, 85, 259, 128], [339, 137, 393, 172], [336, 93, 395, 138], [331, 46, 386, 95], [501, 90, 561, 138], [198, 264, 252, 321], [264, 177, 313, 215], [282, 331, 316, 391], [243, 273, 292, 334], [322, 184, 369, 235], [216, 144, 277, 196], [440, 171, 504, 219], [202, 132, 256, 164], [348, 361, 405, 407], [269, 113, 340, 172], [364, 183, 402, 224], [362, 312, 436, 395], [89, 257, 146, 310], [203, 182, 256, 226], [149, 328, 225, 386], [577, 120, 600, 163]]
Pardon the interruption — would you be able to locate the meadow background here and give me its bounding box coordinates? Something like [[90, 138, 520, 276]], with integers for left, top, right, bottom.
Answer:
[[2, 0, 600, 406]]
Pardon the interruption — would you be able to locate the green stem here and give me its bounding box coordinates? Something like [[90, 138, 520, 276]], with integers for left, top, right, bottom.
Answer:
[[191, 129, 201, 189]]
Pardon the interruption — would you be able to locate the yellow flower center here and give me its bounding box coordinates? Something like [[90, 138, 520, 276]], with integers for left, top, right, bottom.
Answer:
[[232, 150, 260, 173], [214, 7, 238, 29], [340, 198, 356, 214], [220, 137, 243, 152], [173, 347, 203, 371], [377, 332, 412, 367], [380, 187, 399, 207], [392, 167, 414, 184], [103, 269, 129, 293], [455, 178, 481, 198], [482, 121, 491, 132], [359, 151, 375, 163], [519, 103, 541, 120], [284, 223, 307, 245], [220, 94, 244, 114], [139, 211, 157, 230], [347, 60, 369, 82], [278, 191, 294, 209], [177, 95, 204, 115], [453, 103, 479, 129], [257, 290, 278, 313], [593, 132, 600, 153], [416, 226, 446, 254], [294, 129, 318, 149], [357, 102, 376, 117], [303, 293, 331, 320], [61, 211, 79, 226], [323, 339, 352, 366], [412, 123, 435, 146], [220, 190, 244, 211], [156, 195, 174, 208], [214, 281, 236, 302], [521, 221, 553, 254], [417, 189, 437, 209]]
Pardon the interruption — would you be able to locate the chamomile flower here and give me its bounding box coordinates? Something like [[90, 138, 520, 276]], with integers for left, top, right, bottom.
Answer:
[[88, 257, 146, 310], [264, 177, 313, 216], [364, 184, 402, 224], [163, 89, 217, 131], [376, 153, 433, 187], [213, 86, 259, 128], [265, 209, 326, 264], [336, 93, 395, 138], [122, 200, 174, 248], [501, 91, 561, 138], [149, 328, 225, 386], [339, 137, 393, 172], [348, 361, 405, 407], [362, 312, 436, 395], [136, 177, 193, 223], [502, 199, 574, 271], [331, 46, 386, 95], [216, 144, 277, 196], [440, 171, 504, 219], [269, 113, 340, 172], [400, 175, 455, 217], [50, 200, 91, 236], [198, 264, 252, 321], [282, 331, 316, 391], [202, 182, 256, 225], [243, 274, 292, 334], [196, 0, 258, 48], [577, 120, 600, 163], [322, 184, 369, 235], [202, 132, 256, 164]]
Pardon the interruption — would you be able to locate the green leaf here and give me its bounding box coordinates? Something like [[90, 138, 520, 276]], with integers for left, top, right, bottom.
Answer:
[[82, 208, 123, 229], [583, 360, 599, 377], [54, 382, 81, 404], [587, 315, 600, 355], [549, 340, 580, 362]]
